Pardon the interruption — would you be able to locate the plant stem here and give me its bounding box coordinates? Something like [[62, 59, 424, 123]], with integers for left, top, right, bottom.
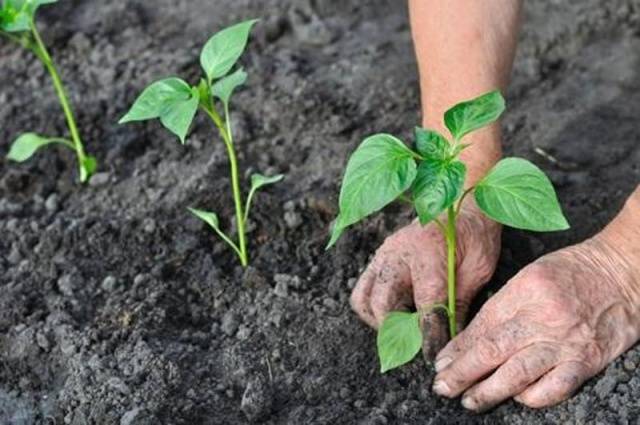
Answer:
[[445, 206, 457, 338], [204, 106, 249, 267], [455, 187, 474, 217], [29, 22, 89, 181]]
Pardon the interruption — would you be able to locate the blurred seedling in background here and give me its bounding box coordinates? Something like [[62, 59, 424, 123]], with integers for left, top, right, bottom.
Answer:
[[327, 91, 569, 373], [120, 19, 283, 267], [1, 0, 96, 182]]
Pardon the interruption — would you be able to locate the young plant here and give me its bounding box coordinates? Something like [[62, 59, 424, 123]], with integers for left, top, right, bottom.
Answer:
[[1, 0, 96, 182], [327, 90, 569, 373], [119, 19, 282, 267]]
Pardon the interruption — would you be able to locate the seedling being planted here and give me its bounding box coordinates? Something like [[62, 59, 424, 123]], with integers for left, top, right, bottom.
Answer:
[[1, 0, 96, 182], [119, 20, 282, 267], [327, 90, 569, 373]]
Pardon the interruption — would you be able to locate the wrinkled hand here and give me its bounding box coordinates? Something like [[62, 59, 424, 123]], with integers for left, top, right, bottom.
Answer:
[[350, 202, 501, 359], [433, 235, 640, 411]]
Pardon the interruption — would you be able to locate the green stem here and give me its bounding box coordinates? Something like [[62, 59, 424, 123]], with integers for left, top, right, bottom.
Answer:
[[445, 206, 457, 338], [30, 22, 89, 181], [203, 105, 249, 267], [455, 187, 474, 217]]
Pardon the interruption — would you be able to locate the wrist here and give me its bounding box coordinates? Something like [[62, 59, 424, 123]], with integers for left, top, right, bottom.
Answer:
[[595, 186, 640, 307]]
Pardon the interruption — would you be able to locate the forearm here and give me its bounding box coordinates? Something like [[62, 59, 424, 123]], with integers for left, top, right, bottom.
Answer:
[[409, 0, 523, 185]]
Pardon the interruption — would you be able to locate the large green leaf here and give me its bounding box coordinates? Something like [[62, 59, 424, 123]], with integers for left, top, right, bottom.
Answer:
[[444, 90, 505, 141], [119, 77, 199, 144], [474, 157, 569, 231], [200, 19, 257, 83], [327, 134, 418, 248], [377, 311, 423, 373], [415, 127, 450, 161], [7, 132, 72, 162], [212, 68, 247, 107], [412, 159, 466, 224], [1, 0, 56, 32]]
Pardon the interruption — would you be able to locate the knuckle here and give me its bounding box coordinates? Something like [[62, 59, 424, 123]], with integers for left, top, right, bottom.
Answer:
[[517, 263, 552, 286], [476, 338, 502, 362], [506, 357, 532, 382]]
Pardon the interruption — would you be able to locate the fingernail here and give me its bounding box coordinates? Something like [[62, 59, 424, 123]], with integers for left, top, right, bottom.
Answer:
[[462, 395, 478, 411], [432, 379, 450, 396], [434, 357, 452, 372]]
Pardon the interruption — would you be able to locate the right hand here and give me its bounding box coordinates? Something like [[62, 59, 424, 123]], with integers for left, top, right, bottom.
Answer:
[[350, 201, 502, 359]]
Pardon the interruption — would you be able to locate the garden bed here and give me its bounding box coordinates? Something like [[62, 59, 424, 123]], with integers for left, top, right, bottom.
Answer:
[[1, 0, 640, 423]]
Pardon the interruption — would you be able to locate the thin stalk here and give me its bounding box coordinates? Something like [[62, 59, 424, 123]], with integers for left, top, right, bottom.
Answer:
[[30, 22, 89, 181], [243, 189, 256, 223], [455, 187, 474, 217], [445, 206, 457, 338], [0, 30, 24, 45], [203, 105, 249, 267]]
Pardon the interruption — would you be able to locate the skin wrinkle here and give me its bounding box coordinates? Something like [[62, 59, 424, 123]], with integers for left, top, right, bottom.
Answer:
[[350, 202, 502, 354], [432, 238, 640, 409], [356, 0, 640, 412]]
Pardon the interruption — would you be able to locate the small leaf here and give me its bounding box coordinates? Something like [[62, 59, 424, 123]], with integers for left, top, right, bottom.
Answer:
[[250, 173, 284, 192], [415, 127, 450, 161], [244, 173, 284, 222], [474, 157, 570, 231], [212, 68, 247, 107], [1, 0, 56, 32], [412, 159, 466, 224], [7, 132, 69, 162], [79, 155, 97, 183], [377, 311, 422, 373], [188, 207, 220, 230], [119, 78, 199, 144], [159, 87, 200, 144], [200, 19, 258, 82], [444, 90, 505, 141], [327, 134, 418, 248]]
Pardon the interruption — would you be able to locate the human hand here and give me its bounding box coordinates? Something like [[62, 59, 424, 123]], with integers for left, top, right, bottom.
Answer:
[[432, 234, 640, 411], [350, 201, 502, 359]]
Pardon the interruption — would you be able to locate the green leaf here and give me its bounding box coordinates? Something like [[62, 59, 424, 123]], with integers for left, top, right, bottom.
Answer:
[[1, 0, 56, 32], [200, 19, 258, 83], [377, 311, 423, 373], [79, 155, 97, 183], [474, 157, 569, 231], [188, 207, 220, 230], [250, 173, 284, 192], [415, 127, 450, 161], [212, 68, 247, 107], [327, 134, 418, 248], [119, 77, 200, 144], [7, 132, 71, 162], [412, 159, 466, 224], [244, 173, 284, 222], [444, 90, 505, 141]]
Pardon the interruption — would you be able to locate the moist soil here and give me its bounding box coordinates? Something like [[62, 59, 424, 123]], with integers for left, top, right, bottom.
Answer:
[[1, 0, 640, 424]]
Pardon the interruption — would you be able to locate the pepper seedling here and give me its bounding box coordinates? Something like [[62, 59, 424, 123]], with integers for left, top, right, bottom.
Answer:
[[1, 0, 96, 182], [327, 90, 569, 373], [119, 20, 283, 267]]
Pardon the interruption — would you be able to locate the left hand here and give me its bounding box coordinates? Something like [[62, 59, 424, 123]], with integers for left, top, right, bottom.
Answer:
[[431, 234, 640, 411]]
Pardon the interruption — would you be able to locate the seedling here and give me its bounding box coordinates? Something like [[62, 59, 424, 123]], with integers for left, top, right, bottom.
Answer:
[[327, 91, 569, 373], [119, 20, 282, 267], [1, 0, 96, 182]]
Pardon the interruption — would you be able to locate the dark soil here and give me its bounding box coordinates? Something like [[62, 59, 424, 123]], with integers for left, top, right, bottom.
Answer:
[[1, 0, 640, 424]]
